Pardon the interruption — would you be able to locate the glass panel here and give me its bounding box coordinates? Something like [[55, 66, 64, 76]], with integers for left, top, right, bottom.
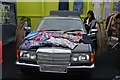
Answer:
[[0, 2, 3, 24], [3, 5, 10, 24]]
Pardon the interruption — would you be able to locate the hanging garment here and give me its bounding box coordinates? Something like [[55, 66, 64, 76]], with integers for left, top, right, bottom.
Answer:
[[73, 0, 84, 13], [114, 1, 119, 12], [106, 14, 114, 29], [107, 13, 120, 37], [14, 21, 28, 49], [97, 20, 108, 54], [92, 0, 102, 20], [106, 13, 117, 36], [118, 0, 120, 12], [59, 0, 69, 10], [114, 0, 120, 12], [102, 0, 111, 19], [95, 22, 102, 55]]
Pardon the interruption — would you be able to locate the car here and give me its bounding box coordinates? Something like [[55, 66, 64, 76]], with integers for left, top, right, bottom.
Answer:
[[16, 11, 97, 74]]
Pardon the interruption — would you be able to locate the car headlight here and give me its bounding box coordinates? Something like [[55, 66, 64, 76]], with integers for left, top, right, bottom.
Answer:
[[78, 54, 89, 61], [30, 54, 36, 59], [72, 57, 78, 61], [20, 51, 29, 58], [71, 54, 89, 62], [71, 54, 79, 62], [20, 51, 36, 59]]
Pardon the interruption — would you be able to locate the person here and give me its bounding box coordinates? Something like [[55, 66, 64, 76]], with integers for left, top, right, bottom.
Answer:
[[84, 10, 107, 55], [83, 10, 96, 33]]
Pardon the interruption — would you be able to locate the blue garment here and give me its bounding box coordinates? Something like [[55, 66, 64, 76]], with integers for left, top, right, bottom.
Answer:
[[73, 0, 84, 13], [24, 31, 43, 40]]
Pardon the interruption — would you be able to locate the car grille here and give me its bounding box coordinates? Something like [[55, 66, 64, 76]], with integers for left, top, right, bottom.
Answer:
[[37, 52, 70, 73]]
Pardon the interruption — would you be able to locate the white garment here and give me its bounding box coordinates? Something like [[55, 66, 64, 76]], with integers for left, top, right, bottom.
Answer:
[[92, 0, 102, 20], [47, 37, 78, 49], [102, 0, 111, 19], [86, 19, 89, 25]]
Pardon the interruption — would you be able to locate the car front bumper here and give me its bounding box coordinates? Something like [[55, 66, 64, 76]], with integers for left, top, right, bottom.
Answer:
[[16, 61, 95, 73]]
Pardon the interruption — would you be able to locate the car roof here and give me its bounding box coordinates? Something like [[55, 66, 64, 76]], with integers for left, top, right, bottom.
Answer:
[[42, 16, 82, 20]]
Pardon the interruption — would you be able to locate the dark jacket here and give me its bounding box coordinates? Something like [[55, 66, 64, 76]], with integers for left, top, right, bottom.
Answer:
[[83, 17, 96, 34]]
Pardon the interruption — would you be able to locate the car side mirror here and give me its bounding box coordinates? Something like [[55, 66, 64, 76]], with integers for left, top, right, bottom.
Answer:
[[24, 27, 31, 32]]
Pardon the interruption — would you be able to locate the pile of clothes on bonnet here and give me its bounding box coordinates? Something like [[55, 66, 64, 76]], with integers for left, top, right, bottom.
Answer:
[[22, 30, 91, 50]]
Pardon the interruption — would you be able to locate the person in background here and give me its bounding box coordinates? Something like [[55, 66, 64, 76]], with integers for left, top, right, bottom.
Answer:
[[83, 10, 96, 33]]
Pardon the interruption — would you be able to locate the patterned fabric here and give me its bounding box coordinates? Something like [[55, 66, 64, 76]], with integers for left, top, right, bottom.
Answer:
[[47, 37, 78, 49], [24, 31, 83, 49]]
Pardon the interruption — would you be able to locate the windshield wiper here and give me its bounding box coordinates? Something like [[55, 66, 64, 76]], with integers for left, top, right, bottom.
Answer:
[[44, 29, 62, 31], [64, 29, 83, 33]]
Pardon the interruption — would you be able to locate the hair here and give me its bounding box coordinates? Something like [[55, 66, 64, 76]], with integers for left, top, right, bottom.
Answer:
[[87, 10, 95, 22], [87, 10, 94, 15], [87, 10, 95, 18]]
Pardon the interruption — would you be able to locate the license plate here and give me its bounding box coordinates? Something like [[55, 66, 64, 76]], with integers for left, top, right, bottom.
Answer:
[[40, 65, 67, 73]]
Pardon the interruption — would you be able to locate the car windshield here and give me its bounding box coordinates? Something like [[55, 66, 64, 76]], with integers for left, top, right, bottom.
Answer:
[[36, 18, 85, 32]]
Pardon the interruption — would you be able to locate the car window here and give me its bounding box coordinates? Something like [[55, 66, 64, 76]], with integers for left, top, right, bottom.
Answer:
[[36, 18, 85, 32]]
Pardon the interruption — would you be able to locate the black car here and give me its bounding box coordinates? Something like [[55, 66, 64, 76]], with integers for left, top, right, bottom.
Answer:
[[16, 12, 97, 74]]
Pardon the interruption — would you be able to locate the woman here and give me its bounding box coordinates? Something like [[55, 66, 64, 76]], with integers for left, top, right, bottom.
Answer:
[[84, 10, 96, 33], [84, 10, 106, 55]]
